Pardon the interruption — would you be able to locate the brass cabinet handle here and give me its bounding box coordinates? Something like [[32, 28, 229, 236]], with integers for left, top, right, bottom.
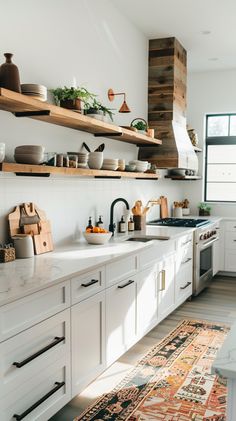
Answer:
[[159, 269, 166, 291]]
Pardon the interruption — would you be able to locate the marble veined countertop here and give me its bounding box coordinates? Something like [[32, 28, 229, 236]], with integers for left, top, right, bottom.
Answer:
[[212, 322, 236, 380], [0, 225, 195, 307]]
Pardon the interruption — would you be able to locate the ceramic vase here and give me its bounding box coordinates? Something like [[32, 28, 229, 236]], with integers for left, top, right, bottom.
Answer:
[[0, 53, 21, 93]]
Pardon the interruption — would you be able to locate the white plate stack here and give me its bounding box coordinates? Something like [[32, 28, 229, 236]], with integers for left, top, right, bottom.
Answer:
[[21, 84, 47, 102]]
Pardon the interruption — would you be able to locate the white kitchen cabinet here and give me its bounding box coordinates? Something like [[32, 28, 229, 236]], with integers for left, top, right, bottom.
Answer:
[[0, 356, 70, 421], [137, 264, 158, 337], [223, 220, 236, 272], [71, 290, 106, 395], [175, 235, 193, 306], [71, 266, 105, 304], [106, 254, 137, 288], [157, 253, 175, 323], [213, 238, 220, 276], [106, 275, 137, 366], [0, 309, 70, 398], [0, 281, 70, 342]]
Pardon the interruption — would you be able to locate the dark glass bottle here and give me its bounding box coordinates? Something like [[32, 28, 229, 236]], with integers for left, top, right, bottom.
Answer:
[[0, 53, 21, 93], [86, 217, 93, 230], [97, 215, 104, 228]]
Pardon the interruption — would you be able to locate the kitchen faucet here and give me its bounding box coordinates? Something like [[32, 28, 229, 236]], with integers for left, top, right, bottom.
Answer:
[[109, 198, 130, 235]]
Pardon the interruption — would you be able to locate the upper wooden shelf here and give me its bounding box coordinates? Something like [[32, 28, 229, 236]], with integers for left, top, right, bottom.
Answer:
[[0, 88, 162, 146], [0, 162, 160, 180]]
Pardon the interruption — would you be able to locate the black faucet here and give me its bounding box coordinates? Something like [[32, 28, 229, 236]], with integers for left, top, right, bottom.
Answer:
[[109, 198, 130, 235]]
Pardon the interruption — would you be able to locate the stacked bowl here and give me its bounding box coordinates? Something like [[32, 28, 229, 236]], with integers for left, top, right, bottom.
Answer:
[[21, 84, 47, 102], [102, 158, 118, 171], [129, 160, 149, 172], [14, 145, 45, 164], [77, 152, 88, 168], [0, 143, 5, 163]]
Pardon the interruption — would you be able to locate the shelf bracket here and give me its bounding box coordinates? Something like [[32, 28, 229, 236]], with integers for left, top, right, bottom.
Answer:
[[14, 110, 51, 117], [94, 132, 122, 137], [15, 172, 51, 177], [94, 176, 121, 179]]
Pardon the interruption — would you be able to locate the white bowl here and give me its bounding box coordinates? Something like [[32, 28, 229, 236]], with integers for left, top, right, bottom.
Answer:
[[83, 231, 112, 245], [102, 165, 118, 171]]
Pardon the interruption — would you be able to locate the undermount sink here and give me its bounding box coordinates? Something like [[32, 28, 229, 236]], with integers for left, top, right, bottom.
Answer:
[[126, 236, 169, 242]]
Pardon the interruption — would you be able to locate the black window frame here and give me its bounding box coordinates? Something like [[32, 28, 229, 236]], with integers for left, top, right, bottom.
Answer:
[[204, 113, 236, 203]]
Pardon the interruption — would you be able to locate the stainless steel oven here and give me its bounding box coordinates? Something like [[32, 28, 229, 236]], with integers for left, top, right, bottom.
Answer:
[[193, 223, 219, 296]]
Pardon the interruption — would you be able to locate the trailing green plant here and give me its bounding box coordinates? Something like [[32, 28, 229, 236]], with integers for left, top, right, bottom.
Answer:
[[50, 86, 96, 105], [198, 202, 211, 212], [84, 98, 115, 121]]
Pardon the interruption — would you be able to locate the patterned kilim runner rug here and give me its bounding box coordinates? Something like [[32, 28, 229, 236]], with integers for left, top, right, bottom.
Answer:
[[74, 320, 229, 421]]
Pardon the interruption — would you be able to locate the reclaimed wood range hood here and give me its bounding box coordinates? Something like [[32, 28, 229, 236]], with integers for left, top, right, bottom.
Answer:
[[138, 37, 198, 170]]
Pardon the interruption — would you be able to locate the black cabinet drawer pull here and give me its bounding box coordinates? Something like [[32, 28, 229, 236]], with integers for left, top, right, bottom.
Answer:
[[182, 257, 192, 265], [118, 280, 134, 289], [81, 279, 99, 287], [180, 281, 191, 290], [13, 381, 65, 420], [13, 336, 65, 368]]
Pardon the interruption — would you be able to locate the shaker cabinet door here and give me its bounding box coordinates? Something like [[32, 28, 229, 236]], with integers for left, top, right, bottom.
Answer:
[[158, 254, 175, 322], [137, 264, 158, 337], [71, 291, 106, 395]]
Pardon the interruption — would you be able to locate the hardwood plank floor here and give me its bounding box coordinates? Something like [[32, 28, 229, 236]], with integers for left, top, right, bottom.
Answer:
[[50, 275, 236, 421]]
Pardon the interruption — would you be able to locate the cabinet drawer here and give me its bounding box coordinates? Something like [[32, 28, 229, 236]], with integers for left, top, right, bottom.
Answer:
[[225, 232, 236, 249], [176, 234, 193, 251], [139, 241, 175, 269], [225, 251, 236, 272], [71, 267, 105, 305], [0, 309, 70, 398], [106, 254, 137, 287], [0, 356, 71, 421], [175, 262, 193, 306], [224, 221, 236, 232], [0, 281, 70, 342]]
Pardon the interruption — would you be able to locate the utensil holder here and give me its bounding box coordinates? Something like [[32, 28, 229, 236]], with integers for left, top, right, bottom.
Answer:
[[133, 215, 146, 231]]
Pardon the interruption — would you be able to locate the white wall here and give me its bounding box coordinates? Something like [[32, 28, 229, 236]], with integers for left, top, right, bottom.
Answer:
[[0, 0, 184, 245], [186, 69, 236, 216]]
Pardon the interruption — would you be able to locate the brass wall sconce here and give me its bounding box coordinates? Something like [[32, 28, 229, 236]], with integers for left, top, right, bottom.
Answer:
[[108, 88, 131, 113]]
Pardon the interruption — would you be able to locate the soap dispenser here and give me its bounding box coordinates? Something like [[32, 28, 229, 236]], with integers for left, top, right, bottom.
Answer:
[[119, 216, 126, 233]]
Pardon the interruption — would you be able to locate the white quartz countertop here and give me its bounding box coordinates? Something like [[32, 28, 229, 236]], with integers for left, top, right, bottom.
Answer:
[[212, 322, 236, 380], [0, 225, 195, 307]]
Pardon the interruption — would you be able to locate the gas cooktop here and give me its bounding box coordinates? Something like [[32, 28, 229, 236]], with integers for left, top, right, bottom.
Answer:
[[147, 218, 209, 228]]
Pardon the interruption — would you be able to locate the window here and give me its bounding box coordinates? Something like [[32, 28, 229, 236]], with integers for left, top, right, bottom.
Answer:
[[205, 114, 236, 202]]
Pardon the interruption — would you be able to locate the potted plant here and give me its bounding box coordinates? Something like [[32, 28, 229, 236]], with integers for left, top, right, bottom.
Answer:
[[84, 98, 114, 122], [50, 86, 96, 112], [198, 202, 211, 216], [130, 118, 148, 134]]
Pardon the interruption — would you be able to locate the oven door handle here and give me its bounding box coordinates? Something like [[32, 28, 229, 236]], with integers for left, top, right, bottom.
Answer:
[[199, 237, 218, 250]]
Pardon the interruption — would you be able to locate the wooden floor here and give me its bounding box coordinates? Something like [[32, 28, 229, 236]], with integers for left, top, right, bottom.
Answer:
[[50, 275, 236, 421]]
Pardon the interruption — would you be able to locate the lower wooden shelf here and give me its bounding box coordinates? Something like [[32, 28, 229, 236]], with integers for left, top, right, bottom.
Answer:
[[165, 175, 202, 180], [0, 162, 160, 180]]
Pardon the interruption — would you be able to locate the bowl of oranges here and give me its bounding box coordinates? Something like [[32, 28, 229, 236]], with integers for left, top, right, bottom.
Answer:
[[83, 226, 112, 245]]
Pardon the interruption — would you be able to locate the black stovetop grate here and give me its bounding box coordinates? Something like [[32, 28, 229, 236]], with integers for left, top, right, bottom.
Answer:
[[147, 218, 209, 228]]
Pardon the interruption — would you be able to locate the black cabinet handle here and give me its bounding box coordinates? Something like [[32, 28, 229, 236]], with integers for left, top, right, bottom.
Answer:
[[13, 381, 65, 420], [118, 280, 134, 289], [81, 279, 99, 287], [182, 257, 192, 265], [13, 336, 65, 368], [180, 281, 191, 290]]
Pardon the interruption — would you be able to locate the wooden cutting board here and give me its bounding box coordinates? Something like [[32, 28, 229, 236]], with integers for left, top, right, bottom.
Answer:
[[160, 196, 169, 218], [8, 202, 53, 255]]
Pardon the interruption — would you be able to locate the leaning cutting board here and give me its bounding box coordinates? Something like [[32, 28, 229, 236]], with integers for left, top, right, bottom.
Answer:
[[8, 202, 53, 255], [160, 196, 169, 218]]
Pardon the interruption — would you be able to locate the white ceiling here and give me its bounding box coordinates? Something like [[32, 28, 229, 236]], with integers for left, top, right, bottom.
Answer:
[[111, 0, 236, 72]]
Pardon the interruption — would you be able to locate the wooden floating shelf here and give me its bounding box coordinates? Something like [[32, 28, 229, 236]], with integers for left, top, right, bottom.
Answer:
[[165, 175, 202, 180], [0, 88, 162, 146], [0, 163, 160, 180]]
